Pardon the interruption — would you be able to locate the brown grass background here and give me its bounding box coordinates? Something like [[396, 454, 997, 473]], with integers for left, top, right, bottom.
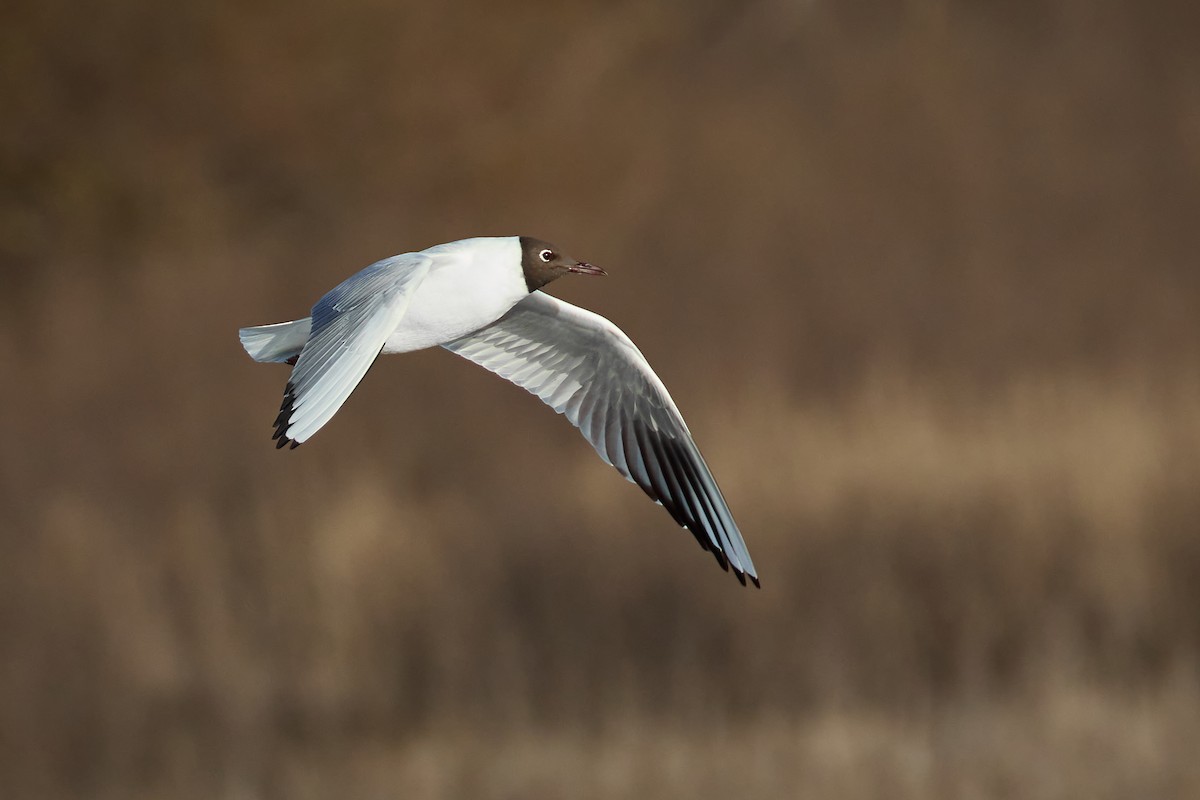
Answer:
[[3, 1, 1200, 797]]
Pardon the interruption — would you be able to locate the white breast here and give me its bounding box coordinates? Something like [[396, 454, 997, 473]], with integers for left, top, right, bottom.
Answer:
[[382, 236, 528, 354]]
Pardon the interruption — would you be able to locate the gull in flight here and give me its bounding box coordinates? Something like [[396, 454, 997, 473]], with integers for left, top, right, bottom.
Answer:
[[239, 236, 758, 585]]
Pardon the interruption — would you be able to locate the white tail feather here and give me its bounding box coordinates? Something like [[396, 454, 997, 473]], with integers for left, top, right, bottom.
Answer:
[[239, 318, 312, 363]]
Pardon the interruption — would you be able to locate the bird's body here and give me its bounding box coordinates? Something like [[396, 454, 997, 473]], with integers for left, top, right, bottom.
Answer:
[[239, 235, 758, 585], [383, 237, 529, 353]]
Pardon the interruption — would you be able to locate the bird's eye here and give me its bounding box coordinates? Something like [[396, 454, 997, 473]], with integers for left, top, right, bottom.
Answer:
[[539, 249, 554, 263]]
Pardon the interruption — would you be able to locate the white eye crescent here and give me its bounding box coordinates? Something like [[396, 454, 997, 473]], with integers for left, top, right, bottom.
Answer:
[[539, 249, 554, 263]]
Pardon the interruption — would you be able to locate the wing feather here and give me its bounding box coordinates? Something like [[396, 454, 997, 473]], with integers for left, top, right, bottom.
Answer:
[[273, 254, 432, 447], [443, 291, 757, 585]]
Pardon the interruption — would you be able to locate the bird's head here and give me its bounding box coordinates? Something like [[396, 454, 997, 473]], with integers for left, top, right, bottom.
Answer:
[[519, 236, 606, 291]]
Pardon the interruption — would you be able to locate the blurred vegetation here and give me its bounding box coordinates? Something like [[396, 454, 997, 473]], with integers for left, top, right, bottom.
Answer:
[[2, 0, 1199, 798]]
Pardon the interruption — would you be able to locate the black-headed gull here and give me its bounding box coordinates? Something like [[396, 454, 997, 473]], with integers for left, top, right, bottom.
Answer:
[[239, 236, 758, 585]]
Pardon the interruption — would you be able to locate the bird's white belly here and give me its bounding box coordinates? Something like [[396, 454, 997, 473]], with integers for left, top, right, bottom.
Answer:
[[381, 254, 526, 354]]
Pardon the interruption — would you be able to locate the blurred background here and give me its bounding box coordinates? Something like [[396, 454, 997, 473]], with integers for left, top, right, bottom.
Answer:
[[3, 0, 1200, 797]]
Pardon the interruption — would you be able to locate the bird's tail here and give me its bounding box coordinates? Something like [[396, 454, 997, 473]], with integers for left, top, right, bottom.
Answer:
[[238, 318, 312, 364]]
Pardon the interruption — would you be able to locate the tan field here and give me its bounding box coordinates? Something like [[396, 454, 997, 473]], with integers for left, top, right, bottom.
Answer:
[[3, 1, 1199, 798]]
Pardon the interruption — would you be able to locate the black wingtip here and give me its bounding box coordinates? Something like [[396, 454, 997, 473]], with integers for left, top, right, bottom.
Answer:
[[729, 570, 760, 589], [272, 382, 298, 450]]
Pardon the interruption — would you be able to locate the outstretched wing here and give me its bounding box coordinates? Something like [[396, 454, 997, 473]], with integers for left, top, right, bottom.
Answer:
[[274, 254, 433, 447], [443, 291, 757, 586]]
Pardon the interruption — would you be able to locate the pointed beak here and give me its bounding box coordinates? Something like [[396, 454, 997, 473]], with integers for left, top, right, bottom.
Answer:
[[567, 262, 607, 276]]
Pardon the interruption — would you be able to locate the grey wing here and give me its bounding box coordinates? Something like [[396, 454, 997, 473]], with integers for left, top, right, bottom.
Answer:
[[274, 254, 433, 447], [443, 291, 758, 586]]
